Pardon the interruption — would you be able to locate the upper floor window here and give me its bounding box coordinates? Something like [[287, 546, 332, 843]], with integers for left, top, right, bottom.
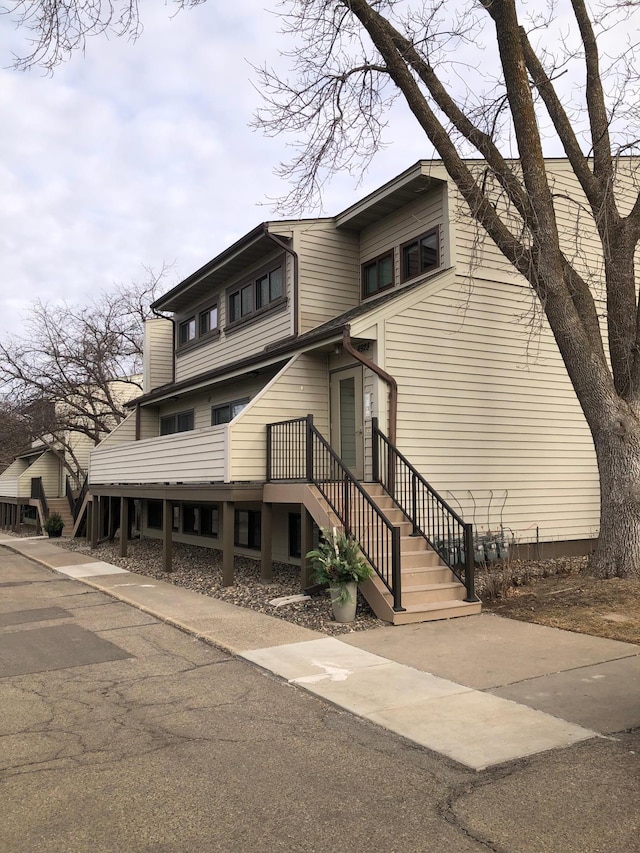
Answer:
[[211, 398, 249, 425], [177, 302, 218, 350], [401, 227, 440, 282], [179, 317, 196, 346], [227, 263, 284, 325], [199, 305, 218, 336], [160, 409, 194, 435], [362, 252, 394, 298]]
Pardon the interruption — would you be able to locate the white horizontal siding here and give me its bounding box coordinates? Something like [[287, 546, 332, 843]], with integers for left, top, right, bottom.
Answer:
[[384, 275, 599, 544], [89, 426, 227, 485], [229, 353, 330, 481]]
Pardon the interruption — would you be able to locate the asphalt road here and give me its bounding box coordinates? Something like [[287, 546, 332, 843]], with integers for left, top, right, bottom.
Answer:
[[1, 549, 638, 852]]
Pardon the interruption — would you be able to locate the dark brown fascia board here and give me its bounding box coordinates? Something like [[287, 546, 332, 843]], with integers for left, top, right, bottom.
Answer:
[[128, 325, 345, 408], [89, 483, 265, 502], [152, 223, 267, 312], [151, 217, 333, 314], [335, 162, 447, 231]]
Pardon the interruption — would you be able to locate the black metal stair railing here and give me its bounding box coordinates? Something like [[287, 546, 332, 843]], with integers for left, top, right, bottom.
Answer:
[[267, 415, 404, 612], [372, 418, 477, 602]]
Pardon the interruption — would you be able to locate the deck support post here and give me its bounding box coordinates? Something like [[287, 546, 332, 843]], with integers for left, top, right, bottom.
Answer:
[[261, 503, 273, 582], [222, 501, 235, 587], [162, 499, 172, 573], [119, 497, 129, 558], [90, 497, 99, 549], [300, 507, 314, 589]]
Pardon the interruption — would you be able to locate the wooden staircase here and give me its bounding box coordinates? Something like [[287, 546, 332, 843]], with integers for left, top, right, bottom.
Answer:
[[46, 498, 75, 538], [357, 484, 481, 624]]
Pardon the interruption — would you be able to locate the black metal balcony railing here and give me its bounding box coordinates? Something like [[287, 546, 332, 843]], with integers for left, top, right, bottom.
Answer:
[[372, 418, 477, 602], [267, 415, 404, 611]]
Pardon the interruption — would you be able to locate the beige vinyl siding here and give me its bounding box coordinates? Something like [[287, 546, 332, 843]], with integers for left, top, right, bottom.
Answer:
[[93, 412, 138, 449], [139, 407, 157, 440], [90, 426, 228, 485], [360, 184, 447, 281], [175, 250, 292, 383], [296, 222, 360, 333], [143, 318, 174, 392], [384, 276, 599, 544], [229, 353, 330, 481], [21, 452, 60, 498], [66, 433, 94, 475], [0, 458, 28, 497]]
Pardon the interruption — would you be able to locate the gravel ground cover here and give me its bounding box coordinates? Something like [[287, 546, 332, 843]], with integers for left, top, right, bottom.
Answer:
[[55, 537, 387, 636]]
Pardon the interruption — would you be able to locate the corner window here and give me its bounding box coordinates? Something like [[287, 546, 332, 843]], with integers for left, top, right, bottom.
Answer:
[[179, 317, 196, 345], [401, 227, 440, 282], [362, 252, 394, 298], [160, 409, 195, 435], [228, 262, 285, 325], [211, 398, 249, 425]]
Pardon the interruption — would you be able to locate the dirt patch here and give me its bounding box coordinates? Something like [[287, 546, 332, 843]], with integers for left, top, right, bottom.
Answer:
[[486, 572, 640, 645]]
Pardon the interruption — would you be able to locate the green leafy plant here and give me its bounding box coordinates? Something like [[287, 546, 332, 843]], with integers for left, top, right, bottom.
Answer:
[[306, 527, 373, 603], [43, 512, 64, 536]]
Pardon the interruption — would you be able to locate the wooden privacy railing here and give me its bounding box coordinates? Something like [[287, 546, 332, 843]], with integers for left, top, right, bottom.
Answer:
[[30, 477, 49, 519], [372, 418, 477, 602], [267, 415, 404, 612]]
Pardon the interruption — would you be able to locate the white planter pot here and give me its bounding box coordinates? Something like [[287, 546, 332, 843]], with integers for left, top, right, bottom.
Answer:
[[330, 582, 358, 622]]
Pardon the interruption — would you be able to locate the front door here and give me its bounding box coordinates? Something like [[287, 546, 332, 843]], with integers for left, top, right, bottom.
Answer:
[[330, 366, 364, 479]]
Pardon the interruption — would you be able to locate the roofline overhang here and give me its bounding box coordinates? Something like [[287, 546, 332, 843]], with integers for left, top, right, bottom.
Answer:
[[151, 223, 269, 313]]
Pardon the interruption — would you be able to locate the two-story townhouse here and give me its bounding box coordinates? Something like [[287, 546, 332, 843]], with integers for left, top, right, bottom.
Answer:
[[88, 158, 612, 624]]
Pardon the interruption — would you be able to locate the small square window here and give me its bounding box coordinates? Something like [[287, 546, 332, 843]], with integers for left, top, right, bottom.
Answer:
[[362, 252, 394, 298], [179, 317, 196, 345], [401, 228, 439, 282], [199, 306, 218, 336], [211, 398, 249, 425]]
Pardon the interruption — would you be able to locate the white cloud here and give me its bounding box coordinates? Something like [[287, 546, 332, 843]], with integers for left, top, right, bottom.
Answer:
[[0, 2, 432, 338]]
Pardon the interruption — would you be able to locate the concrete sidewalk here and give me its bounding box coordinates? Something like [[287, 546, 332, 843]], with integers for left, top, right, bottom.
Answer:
[[3, 533, 639, 771]]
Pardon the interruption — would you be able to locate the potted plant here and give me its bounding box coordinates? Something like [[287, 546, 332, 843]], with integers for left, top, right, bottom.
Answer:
[[44, 512, 64, 538], [306, 527, 373, 622]]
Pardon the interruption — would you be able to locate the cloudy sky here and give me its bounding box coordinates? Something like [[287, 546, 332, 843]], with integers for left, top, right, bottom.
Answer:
[[0, 2, 431, 340]]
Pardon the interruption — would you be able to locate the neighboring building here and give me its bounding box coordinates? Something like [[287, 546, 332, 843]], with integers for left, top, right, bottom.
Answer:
[[0, 379, 140, 537], [87, 159, 613, 623]]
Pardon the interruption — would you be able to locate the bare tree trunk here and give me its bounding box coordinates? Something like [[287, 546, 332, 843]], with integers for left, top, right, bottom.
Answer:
[[588, 421, 640, 578]]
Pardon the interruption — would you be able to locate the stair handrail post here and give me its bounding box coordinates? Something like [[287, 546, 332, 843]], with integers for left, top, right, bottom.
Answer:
[[305, 414, 314, 482], [411, 471, 418, 535], [343, 475, 351, 535], [371, 417, 379, 482], [391, 526, 403, 611], [266, 422, 273, 482], [463, 522, 478, 602]]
